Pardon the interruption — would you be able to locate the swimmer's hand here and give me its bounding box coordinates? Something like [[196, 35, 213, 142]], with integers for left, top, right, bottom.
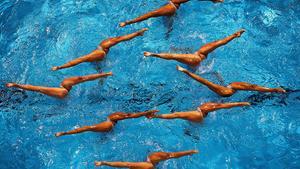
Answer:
[[144, 52, 152, 57], [55, 132, 64, 137], [275, 88, 286, 93], [51, 66, 59, 71], [6, 83, 17, 88], [145, 110, 159, 119], [176, 65, 187, 72], [119, 22, 127, 27], [234, 29, 246, 37], [95, 161, 103, 166]]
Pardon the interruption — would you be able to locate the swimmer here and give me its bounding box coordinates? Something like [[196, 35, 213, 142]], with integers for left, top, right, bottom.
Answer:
[[177, 66, 286, 97], [95, 149, 198, 169], [6, 72, 112, 99], [55, 110, 158, 137], [51, 28, 148, 71], [149, 102, 250, 122], [119, 0, 223, 27], [144, 29, 244, 66]]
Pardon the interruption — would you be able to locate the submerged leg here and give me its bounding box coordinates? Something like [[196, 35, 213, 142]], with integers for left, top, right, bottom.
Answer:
[[229, 82, 286, 93], [197, 29, 245, 56], [119, 4, 176, 27], [52, 50, 105, 71], [144, 52, 202, 66], [176, 66, 235, 97], [60, 72, 113, 90], [6, 83, 68, 99], [199, 102, 250, 116], [100, 28, 148, 50], [55, 126, 93, 137]]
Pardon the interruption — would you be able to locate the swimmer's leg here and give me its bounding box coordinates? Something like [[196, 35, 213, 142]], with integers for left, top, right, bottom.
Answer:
[[176, 65, 235, 97], [197, 29, 245, 56], [52, 50, 105, 71], [229, 82, 286, 93], [149, 150, 198, 163], [168, 150, 198, 159], [6, 83, 68, 99], [60, 72, 113, 90], [100, 28, 148, 49], [144, 52, 201, 66], [120, 5, 176, 27], [55, 126, 94, 137], [199, 102, 250, 115]]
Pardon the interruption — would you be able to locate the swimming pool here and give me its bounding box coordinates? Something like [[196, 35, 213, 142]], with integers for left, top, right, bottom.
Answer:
[[0, 0, 299, 168]]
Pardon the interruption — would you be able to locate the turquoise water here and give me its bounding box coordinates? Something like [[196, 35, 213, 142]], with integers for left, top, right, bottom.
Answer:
[[0, 0, 299, 168]]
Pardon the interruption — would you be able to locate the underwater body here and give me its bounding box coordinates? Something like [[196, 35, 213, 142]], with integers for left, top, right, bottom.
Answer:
[[0, 0, 299, 168]]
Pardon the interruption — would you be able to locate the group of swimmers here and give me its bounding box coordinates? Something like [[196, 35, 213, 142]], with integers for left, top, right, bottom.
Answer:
[[6, 0, 287, 168]]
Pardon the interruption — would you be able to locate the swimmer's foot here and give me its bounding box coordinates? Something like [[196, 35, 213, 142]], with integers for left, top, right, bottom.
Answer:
[[190, 150, 199, 154], [211, 0, 224, 3], [239, 102, 251, 106], [51, 66, 60, 71], [144, 52, 153, 57], [6, 83, 17, 88], [95, 161, 103, 166], [176, 65, 187, 72], [234, 29, 246, 37], [274, 88, 286, 93], [55, 132, 65, 137], [119, 22, 127, 27], [137, 28, 149, 36]]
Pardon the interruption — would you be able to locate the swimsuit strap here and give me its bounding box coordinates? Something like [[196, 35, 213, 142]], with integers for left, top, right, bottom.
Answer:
[[169, 1, 178, 9]]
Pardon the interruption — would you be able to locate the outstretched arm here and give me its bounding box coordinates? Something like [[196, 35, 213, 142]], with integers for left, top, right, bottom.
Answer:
[[148, 150, 198, 164], [95, 161, 150, 168], [126, 110, 159, 119], [199, 102, 250, 116], [60, 72, 113, 90]]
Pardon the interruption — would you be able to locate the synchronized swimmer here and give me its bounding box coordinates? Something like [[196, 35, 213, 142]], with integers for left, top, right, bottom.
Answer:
[[149, 102, 250, 122], [6, 72, 112, 99], [51, 28, 148, 71], [55, 110, 158, 137], [120, 0, 223, 27], [95, 150, 198, 169], [177, 66, 286, 97], [144, 29, 245, 66]]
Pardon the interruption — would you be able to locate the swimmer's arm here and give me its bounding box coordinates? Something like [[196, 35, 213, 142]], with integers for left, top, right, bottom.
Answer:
[[125, 110, 159, 119], [95, 161, 142, 167]]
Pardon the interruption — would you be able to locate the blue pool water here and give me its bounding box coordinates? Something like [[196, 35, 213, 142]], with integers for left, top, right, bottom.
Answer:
[[0, 0, 299, 168]]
